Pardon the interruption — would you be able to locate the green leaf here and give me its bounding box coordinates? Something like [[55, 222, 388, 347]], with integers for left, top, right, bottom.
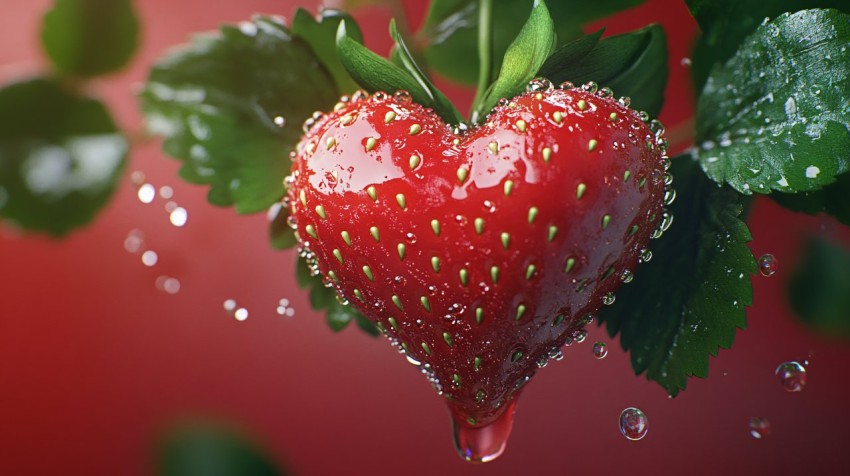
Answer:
[[41, 0, 140, 77], [598, 157, 756, 396], [295, 258, 374, 335], [695, 9, 850, 195], [335, 21, 463, 124], [0, 78, 127, 236], [471, 0, 556, 122], [141, 16, 339, 214], [771, 172, 850, 226], [157, 423, 285, 476], [268, 201, 297, 250], [789, 237, 850, 338], [537, 24, 668, 117], [292, 8, 363, 95], [420, 0, 646, 86], [685, 0, 850, 91]]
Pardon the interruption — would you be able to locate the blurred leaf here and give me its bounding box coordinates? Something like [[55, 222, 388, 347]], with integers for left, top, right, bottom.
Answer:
[[41, 0, 140, 77], [157, 423, 284, 476], [771, 172, 850, 226], [268, 201, 297, 250], [336, 21, 463, 124], [695, 9, 850, 195], [599, 157, 756, 396], [0, 78, 127, 236], [292, 8, 363, 94], [686, 0, 850, 91], [537, 24, 667, 117], [472, 0, 556, 122], [789, 238, 850, 337], [419, 0, 646, 85], [141, 16, 338, 214]]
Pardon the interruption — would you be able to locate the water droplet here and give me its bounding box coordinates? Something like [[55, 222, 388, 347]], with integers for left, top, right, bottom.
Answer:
[[158, 186, 174, 199], [593, 342, 608, 359], [169, 207, 188, 227], [234, 307, 249, 321], [274, 116, 286, 127], [749, 417, 771, 439], [124, 229, 144, 253], [137, 183, 155, 204], [141, 250, 158, 267], [619, 407, 648, 440], [164, 201, 178, 213], [680, 57, 692, 66], [575, 329, 588, 343], [155, 276, 181, 294], [223, 299, 237, 312], [581, 81, 598, 94], [758, 254, 778, 276], [405, 232, 417, 244], [597, 87, 614, 98], [452, 400, 517, 463], [639, 249, 653, 263], [559, 81, 575, 90], [455, 215, 468, 226], [775, 361, 807, 392], [602, 292, 616, 306], [621, 270, 634, 283], [526, 77, 553, 92], [393, 90, 412, 103], [130, 171, 146, 186]]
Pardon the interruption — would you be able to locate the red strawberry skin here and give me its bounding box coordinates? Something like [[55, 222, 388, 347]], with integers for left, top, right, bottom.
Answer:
[[287, 86, 666, 429]]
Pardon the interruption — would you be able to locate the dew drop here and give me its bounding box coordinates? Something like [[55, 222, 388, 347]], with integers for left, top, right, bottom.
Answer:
[[394, 90, 412, 103], [621, 270, 634, 283], [141, 250, 158, 267], [749, 417, 771, 439], [758, 254, 778, 276], [137, 183, 156, 204], [559, 81, 575, 90], [574, 329, 588, 343], [405, 232, 417, 244], [775, 361, 807, 392], [526, 77, 553, 92], [169, 207, 188, 227], [619, 407, 648, 440], [593, 341, 608, 359], [602, 292, 616, 306], [581, 81, 598, 94]]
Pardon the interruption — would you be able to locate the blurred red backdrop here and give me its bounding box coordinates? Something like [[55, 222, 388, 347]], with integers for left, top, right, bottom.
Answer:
[[2, 0, 850, 474]]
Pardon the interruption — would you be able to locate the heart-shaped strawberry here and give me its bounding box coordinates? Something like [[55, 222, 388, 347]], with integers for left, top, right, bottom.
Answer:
[[287, 81, 669, 461]]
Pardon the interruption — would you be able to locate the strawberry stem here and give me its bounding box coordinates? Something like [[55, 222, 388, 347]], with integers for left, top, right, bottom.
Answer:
[[471, 0, 493, 120]]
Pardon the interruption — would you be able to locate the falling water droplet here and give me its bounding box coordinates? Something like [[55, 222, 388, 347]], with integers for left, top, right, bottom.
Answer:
[[137, 183, 155, 204], [141, 250, 158, 267], [234, 308, 249, 321], [593, 342, 608, 359], [155, 276, 181, 294], [274, 116, 286, 127], [775, 361, 807, 392], [749, 417, 771, 439], [619, 407, 648, 440], [758, 254, 778, 276], [452, 400, 517, 463], [169, 207, 188, 227], [124, 229, 144, 253]]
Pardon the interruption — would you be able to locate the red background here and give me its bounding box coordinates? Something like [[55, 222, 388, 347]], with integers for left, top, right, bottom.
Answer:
[[2, 0, 850, 474]]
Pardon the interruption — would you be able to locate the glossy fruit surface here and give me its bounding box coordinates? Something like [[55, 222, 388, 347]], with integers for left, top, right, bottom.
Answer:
[[287, 83, 667, 458]]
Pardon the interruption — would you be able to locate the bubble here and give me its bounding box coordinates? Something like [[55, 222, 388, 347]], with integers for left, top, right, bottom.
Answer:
[[775, 361, 807, 392], [234, 308, 249, 321], [169, 207, 188, 227], [141, 250, 158, 267], [590, 341, 608, 359], [124, 229, 144, 253], [619, 407, 648, 440], [137, 183, 156, 204], [155, 276, 181, 294], [758, 254, 778, 277], [749, 417, 771, 439]]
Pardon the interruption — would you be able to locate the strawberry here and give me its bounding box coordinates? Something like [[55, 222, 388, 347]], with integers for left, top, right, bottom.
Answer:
[[287, 80, 669, 461]]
